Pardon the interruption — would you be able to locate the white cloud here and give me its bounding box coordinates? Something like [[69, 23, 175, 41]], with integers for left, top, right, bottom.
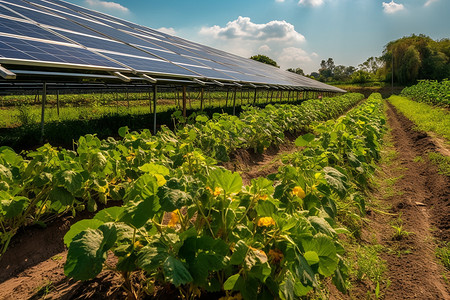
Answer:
[[200, 16, 305, 43], [84, 0, 129, 13], [258, 45, 272, 53], [195, 17, 322, 73], [278, 47, 313, 66], [298, 0, 324, 7], [382, 1, 405, 14], [157, 27, 176, 36], [424, 0, 439, 7], [275, 0, 285, 2]]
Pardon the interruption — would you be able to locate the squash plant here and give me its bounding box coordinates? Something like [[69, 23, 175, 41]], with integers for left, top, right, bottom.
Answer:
[[63, 94, 386, 299]]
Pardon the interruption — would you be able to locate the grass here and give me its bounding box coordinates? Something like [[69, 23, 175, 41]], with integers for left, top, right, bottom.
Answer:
[[428, 152, 450, 176], [388, 95, 450, 143], [0, 90, 307, 129], [390, 213, 413, 241], [355, 244, 387, 284], [436, 241, 450, 271]]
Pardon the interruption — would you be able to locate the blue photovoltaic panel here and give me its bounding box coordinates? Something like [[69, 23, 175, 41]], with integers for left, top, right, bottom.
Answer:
[[0, 1, 105, 38], [103, 52, 198, 76], [0, 6, 23, 18], [0, 16, 68, 43], [0, 34, 123, 68]]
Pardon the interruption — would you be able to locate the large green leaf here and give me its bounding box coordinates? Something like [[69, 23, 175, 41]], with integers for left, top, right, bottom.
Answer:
[[279, 270, 295, 300], [137, 244, 169, 272], [64, 223, 117, 281], [295, 133, 315, 147], [323, 167, 348, 198], [49, 186, 75, 207], [94, 207, 124, 222], [33, 172, 53, 187], [0, 164, 12, 181], [138, 163, 170, 176], [163, 256, 193, 287], [57, 170, 83, 194], [1, 196, 29, 218], [308, 216, 336, 236], [158, 185, 192, 212], [189, 252, 227, 285], [302, 234, 338, 276], [64, 219, 104, 247], [209, 168, 242, 195], [214, 144, 229, 162], [223, 274, 241, 290], [121, 175, 160, 228], [256, 200, 276, 217], [230, 240, 248, 265], [118, 126, 129, 138]]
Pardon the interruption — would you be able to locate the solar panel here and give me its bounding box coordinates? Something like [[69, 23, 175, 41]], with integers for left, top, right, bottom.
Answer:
[[0, 34, 124, 68], [0, 0, 345, 92]]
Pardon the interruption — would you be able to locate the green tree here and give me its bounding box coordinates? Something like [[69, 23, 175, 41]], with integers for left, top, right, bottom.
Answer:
[[382, 34, 450, 84], [287, 67, 305, 75], [249, 54, 279, 67], [319, 58, 335, 81]]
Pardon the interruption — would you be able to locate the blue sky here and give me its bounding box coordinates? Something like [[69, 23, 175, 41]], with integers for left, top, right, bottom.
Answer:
[[67, 0, 449, 74]]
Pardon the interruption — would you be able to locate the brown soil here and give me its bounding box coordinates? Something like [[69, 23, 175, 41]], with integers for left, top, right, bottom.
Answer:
[[0, 202, 125, 300], [223, 132, 300, 185], [340, 102, 450, 300]]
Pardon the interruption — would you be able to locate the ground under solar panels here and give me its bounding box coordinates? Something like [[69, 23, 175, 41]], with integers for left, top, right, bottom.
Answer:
[[0, 0, 345, 92]]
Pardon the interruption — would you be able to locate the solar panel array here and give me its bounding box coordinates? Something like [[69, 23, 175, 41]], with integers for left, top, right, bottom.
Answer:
[[0, 0, 345, 92]]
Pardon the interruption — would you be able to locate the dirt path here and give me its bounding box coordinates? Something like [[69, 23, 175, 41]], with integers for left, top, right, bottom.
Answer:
[[223, 133, 299, 185], [360, 102, 450, 299]]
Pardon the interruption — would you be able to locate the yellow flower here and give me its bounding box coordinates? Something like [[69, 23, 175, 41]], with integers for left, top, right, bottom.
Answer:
[[168, 209, 180, 228], [126, 152, 136, 161], [134, 240, 143, 249], [292, 186, 306, 199], [257, 217, 276, 227], [213, 187, 222, 197], [258, 194, 268, 200], [206, 186, 222, 197]]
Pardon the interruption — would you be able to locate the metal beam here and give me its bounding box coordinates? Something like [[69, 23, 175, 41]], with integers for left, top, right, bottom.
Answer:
[[112, 71, 131, 82], [139, 74, 157, 83], [0, 65, 16, 79]]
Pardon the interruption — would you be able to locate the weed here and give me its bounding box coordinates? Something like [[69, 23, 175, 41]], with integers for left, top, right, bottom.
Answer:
[[436, 241, 450, 270], [355, 244, 386, 283], [17, 104, 36, 126], [51, 254, 63, 261], [391, 214, 413, 240], [428, 152, 450, 176], [413, 156, 423, 163], [33, 280, 55, 299]]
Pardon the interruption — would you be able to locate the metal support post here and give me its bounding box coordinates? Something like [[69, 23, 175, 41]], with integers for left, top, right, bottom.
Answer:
[[153, 85, 157, 134], [40, 82, 47, 144]]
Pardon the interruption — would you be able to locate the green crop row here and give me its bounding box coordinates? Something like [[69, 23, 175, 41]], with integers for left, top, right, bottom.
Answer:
[[61, 93, 385, 299], [0, 93, 363, 258], [179, 93, 364, 160], [401, 79, 450, 107]]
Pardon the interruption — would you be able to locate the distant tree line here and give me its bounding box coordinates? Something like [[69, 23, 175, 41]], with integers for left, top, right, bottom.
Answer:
[[250, 34, 449, 85]]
